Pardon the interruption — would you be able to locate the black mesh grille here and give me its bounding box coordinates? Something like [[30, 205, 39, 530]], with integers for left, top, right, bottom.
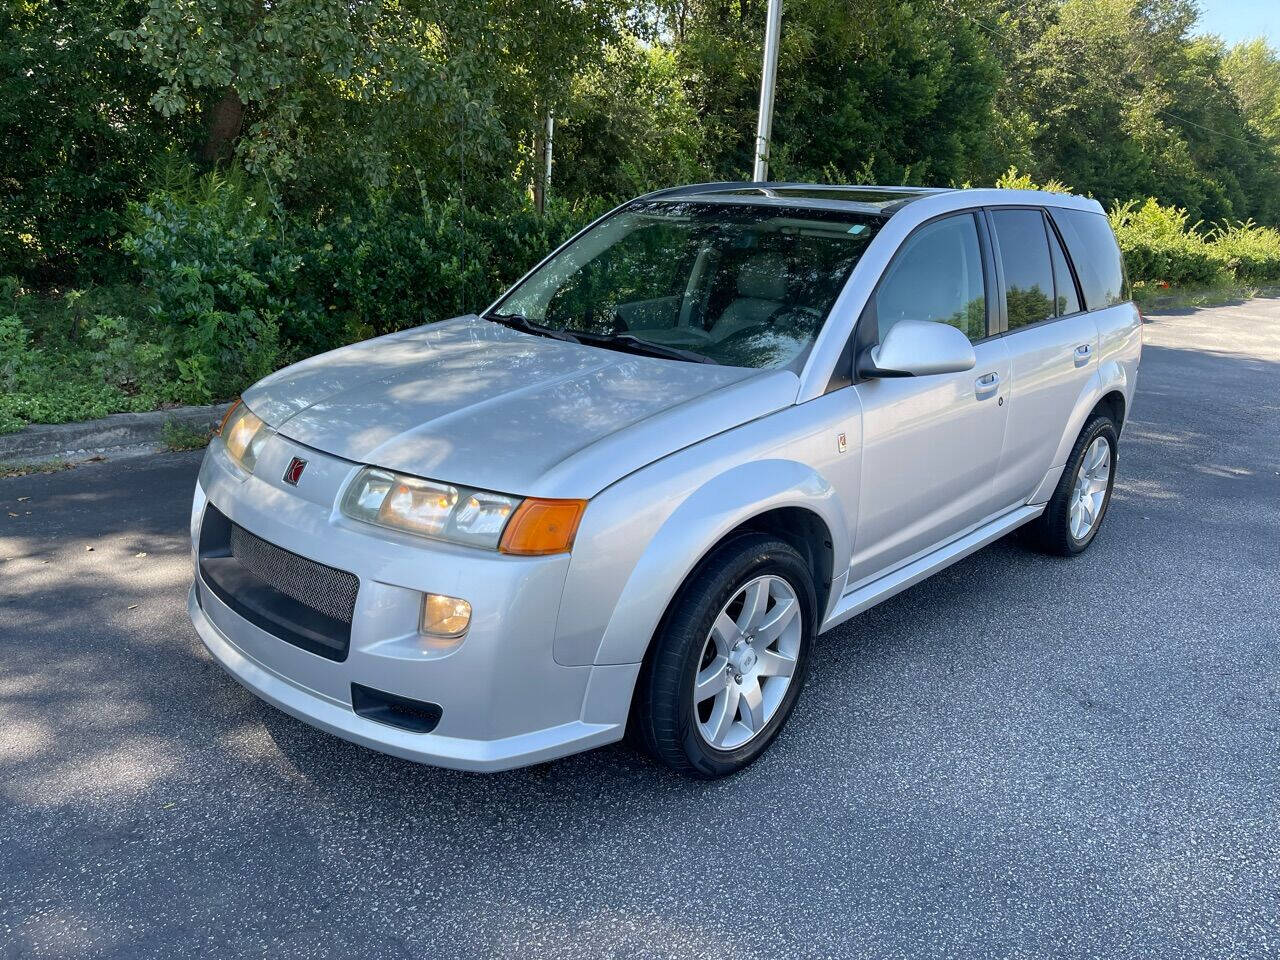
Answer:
[[228, 524, 358, 625]]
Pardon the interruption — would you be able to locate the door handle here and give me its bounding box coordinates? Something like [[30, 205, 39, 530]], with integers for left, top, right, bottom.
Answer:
[[975, 371, 1000, 399], [1074, 343, 1093, 367]]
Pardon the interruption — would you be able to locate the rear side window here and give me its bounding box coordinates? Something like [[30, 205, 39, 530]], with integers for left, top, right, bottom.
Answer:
[[1052, 209, 1129, 309], [990, 209, 1055, 330], [1047, 225, 1082, 316], [871, 213, 987, 342]]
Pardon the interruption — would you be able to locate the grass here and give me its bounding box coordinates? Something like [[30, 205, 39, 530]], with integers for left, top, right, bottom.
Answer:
[[1132, 281, 1280, 312], [161, 419, 212, 452], [0, 458, 74, 479]]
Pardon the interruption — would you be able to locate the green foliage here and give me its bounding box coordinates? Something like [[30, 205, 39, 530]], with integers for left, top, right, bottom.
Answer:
[[161, 419, 213, 451], [286, 190, 602, 345], [0, 0, 198, 286], [1207, 220, 1280, 285], [123, 168, 285, 403], [0, 304, 160, 435], [1223, 39, 1280, 146], [555, 39, 705, 200], [1109, 198, 1225, 286], [984, 0, 1280, 226], [994, 167, 1073, 194], [676, 0, 1002, 186]]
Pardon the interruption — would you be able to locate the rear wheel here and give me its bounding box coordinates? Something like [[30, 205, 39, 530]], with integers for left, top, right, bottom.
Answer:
[[633, 534, 815, 779], [1029, 415, 1118, 555]]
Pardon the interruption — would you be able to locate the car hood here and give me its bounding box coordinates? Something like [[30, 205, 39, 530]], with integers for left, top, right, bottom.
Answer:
[[244, 315, 799, 498]]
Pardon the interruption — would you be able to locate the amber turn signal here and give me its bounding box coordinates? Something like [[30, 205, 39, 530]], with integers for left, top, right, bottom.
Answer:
[[218, 398, 242, 435], [498, 498, 587, 556]]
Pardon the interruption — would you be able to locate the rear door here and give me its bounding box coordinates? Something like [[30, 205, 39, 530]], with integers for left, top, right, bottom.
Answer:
[[986, 207, 1098, 508], [847, 211, 1012, 587]]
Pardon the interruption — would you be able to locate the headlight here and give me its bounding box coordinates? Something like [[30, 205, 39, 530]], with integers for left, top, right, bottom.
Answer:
[[219, 399, 275, 475], [340, 466, 586, 554], [341, 467, 520, 549]]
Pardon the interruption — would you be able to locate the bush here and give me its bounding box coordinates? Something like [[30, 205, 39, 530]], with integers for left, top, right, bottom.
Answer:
[[0, 305, 159, 434], [1206, 220, 1280, 285], [286, 191, 602, 346], [994, 166, 1073, 194], [1108, 198, 1227, 287], [123, 169, 287, 404]]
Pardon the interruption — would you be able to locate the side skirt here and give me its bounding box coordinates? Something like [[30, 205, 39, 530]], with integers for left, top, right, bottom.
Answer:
[[820, 504, 1044, 633]]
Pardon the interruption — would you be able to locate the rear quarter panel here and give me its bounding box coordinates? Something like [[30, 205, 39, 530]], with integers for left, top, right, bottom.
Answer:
[[1029, 301, 1142, 502]]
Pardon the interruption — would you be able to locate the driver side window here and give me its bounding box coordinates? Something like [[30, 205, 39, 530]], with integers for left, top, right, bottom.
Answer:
[[872, 214, 988, 342]]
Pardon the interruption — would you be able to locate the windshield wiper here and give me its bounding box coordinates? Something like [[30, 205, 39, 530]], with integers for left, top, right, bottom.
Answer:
[[570, 330, 720, 365], [484, 312, 581, 344]]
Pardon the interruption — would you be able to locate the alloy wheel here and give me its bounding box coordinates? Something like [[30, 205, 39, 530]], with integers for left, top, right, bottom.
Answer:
[[1070, 435, 1111, 541], [693, 574, 802, 750]]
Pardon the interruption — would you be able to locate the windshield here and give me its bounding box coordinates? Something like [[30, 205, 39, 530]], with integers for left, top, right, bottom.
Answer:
[[488, 200, 883, 368]]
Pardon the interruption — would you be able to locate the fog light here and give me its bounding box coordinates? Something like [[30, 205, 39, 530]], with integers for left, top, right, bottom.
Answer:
[[421, 593, 471, 639]]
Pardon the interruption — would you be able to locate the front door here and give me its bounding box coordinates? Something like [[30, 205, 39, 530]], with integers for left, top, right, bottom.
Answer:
[[847, 212, 1012, 588]]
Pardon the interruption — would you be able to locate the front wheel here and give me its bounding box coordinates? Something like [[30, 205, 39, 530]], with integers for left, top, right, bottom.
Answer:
[[1029, 415, 1118, 555], [632, 534, 816, 779]]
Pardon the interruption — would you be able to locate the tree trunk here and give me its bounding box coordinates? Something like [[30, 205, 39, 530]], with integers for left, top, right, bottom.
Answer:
[[201, 87, 245, 165]]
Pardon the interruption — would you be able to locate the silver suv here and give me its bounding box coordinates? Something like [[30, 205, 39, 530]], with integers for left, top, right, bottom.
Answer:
[[189, 183, 1141, 778]]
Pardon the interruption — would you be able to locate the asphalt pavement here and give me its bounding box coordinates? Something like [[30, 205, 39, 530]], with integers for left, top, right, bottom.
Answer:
[[2, 298, 1278, 959]]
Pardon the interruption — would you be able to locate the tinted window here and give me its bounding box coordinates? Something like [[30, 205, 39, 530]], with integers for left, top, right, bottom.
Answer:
[[872, 213, 987, 342], [991, 209, 1055, 330], [1048, 224, 1082, 315], [1053, 209, 1129, 309]]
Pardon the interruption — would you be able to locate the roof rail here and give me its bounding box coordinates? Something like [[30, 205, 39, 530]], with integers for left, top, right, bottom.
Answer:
[[636, 181, 770, 200], [637, 181, 950, 201]]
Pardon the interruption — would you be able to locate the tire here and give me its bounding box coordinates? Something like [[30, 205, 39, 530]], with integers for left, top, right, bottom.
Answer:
[[632, 534, 816, 779], [1028, 414, 1118, 556]]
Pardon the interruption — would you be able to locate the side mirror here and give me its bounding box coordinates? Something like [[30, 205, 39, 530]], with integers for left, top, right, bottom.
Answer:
[[857, 319, 977, 379]]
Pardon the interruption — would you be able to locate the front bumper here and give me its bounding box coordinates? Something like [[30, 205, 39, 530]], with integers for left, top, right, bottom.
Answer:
[[189, 433, 636, 772]]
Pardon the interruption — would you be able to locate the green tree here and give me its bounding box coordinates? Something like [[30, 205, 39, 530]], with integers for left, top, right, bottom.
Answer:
[[553, 37, 707, 201], [114, 0, 511, 200], [0, 0, 193, 285], [981, 0, 1279, 223], [674, 0, 1002, 186], [1223, 38, 1280, 145]]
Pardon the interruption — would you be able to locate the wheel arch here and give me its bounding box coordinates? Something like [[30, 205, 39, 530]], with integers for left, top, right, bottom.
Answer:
[[1050, 362, 1132, 469], [587, 458, 850, 668], [1093, 389, 1126, 434]]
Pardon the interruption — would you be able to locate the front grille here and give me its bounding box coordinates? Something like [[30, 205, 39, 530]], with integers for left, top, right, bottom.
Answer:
[[198, 505, 357, 662], [228, 523, 358, 624]]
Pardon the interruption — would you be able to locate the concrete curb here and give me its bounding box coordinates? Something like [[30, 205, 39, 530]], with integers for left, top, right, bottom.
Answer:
[[0, 403, 232, 463]]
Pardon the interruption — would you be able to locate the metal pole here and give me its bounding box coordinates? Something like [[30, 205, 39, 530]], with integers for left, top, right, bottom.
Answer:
[[752, 0, 783, 182], [542, 111, 555, 208]]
